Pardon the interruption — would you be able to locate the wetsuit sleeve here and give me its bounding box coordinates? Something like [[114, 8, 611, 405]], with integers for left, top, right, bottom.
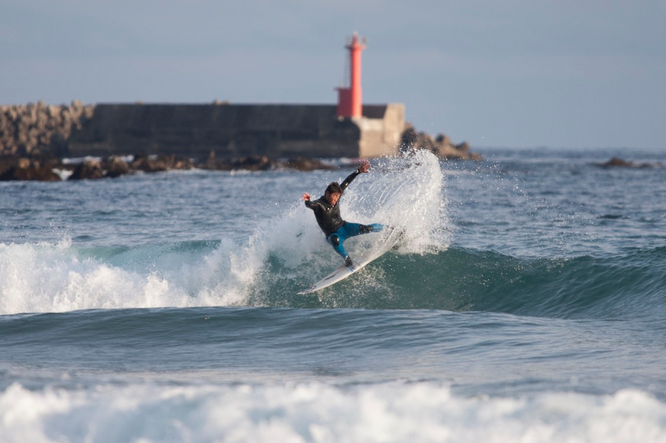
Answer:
[[340, 169, 361, 192], [304, 199, 321, 210]]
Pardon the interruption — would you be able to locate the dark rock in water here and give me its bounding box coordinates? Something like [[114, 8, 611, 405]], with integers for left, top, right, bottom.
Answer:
[[400, 127, 418, 154], [601, 157, 635, 168], [131, 154, 168, 173], [154, 154, 194, 170], [283, 157, 335, 171], [230, 155, 274, 171], [0, 156, 61, 181], [455, 141, 471, 153], [102, 156, 131, 178], [69, 159, 104, 180], [600, 157, 663, 169], [130, 153, 193, 173], [198, 150, 232, 171], [198, 151, 333, 172], [170, 156, 194, 170]]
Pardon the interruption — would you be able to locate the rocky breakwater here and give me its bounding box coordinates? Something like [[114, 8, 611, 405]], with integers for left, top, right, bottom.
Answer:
[[0, 101, 94, 157], [0, 152, 335, 181], [400, 125, 482, 160]]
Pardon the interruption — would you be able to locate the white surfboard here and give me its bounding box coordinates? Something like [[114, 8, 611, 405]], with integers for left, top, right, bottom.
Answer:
[[298, 227, 403, 295]]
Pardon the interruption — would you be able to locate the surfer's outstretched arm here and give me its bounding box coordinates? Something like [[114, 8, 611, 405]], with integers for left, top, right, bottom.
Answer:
[[340, 159, 370, 192], [302, 192, 323, 211]]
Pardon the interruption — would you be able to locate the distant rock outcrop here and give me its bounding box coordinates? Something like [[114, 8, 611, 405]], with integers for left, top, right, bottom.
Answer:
[[400, 125, 481, 160], [0, 151, 344, 182], [0, 156, 60, 181], [199, 151, 335, 172], [69, 159, 105, 180], [282, 157, 335, 171], [599, 157, 663, 169], [103, 156, 132, 178], [131, 154, 193, 173]]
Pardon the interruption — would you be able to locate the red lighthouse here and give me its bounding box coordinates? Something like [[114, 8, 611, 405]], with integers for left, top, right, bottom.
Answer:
[[337, 32, 367, 119]]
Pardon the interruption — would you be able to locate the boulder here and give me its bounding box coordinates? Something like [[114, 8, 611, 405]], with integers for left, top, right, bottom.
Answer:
[[455, 141, 471, 153], [131, 154, 168, 173], [601, 157, 635, 168], [102, 156, 131, 178], [231, 155, 274, 171], [130, 153, 193, 173], [155, 154, 194, 170], [69, 159, 104, 180], [600, 157, 663, 169], [0, 157, 61, 181], [283, 157, 335, 171], [400, 126, 418, 153], [198, 150, 233, 171]]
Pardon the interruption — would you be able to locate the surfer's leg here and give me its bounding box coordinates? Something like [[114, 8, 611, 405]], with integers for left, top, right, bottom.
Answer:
[[342, 222, 362, 237], [327, 230, 349, 261], [345, 223, 384, 237]]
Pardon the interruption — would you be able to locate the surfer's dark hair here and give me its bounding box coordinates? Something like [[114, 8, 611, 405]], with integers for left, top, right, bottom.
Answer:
[[326, 182, 342, 195]]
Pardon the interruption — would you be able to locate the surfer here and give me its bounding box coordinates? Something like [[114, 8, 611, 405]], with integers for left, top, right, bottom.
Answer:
[[302, 159, 383, 268]]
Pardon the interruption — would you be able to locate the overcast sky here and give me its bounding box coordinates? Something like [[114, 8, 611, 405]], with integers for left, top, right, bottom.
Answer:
[[1, 1, 665, 150]]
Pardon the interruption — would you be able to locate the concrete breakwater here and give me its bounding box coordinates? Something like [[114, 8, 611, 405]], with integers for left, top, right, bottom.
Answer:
[[1, 101, 478, 159], [0, 101, 480, 181]]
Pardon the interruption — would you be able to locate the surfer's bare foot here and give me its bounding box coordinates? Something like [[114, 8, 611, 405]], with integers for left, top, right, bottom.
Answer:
[[345, 256, 353, 267]]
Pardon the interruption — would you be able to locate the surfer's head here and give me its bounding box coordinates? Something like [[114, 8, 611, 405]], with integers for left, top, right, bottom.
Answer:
[[325, 182, 342, 205]]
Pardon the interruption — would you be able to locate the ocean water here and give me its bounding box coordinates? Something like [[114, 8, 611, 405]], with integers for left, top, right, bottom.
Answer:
[[1, 148, 665, 442]]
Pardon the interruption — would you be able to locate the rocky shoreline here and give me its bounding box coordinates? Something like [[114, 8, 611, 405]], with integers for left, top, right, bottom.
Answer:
[[0, 153, 339, 181]]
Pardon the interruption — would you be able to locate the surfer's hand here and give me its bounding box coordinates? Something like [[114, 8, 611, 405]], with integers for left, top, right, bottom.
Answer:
[[302, 192, 311, 201], [358, 159, 370, 173]]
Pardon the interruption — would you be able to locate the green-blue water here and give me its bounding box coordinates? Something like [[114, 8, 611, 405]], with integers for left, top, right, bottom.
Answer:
[[1, 148, 665, 442]]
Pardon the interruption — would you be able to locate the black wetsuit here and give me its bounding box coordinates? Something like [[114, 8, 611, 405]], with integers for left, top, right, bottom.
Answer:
[[304, 169, 360, 236]]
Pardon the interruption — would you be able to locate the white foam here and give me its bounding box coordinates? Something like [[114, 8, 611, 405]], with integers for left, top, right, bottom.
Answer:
[[0, 239, 194, 314], [1, 382, 664, 443]]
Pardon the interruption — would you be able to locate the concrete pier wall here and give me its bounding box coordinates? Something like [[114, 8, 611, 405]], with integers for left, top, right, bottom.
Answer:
[[66, 103, 406, 159]]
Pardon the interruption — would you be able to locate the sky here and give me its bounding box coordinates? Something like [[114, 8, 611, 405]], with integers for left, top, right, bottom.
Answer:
[[1, 0, 665, 150]]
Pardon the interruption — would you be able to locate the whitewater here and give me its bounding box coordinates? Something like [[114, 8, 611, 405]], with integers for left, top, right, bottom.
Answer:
[[1, 148, 666, 442]]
